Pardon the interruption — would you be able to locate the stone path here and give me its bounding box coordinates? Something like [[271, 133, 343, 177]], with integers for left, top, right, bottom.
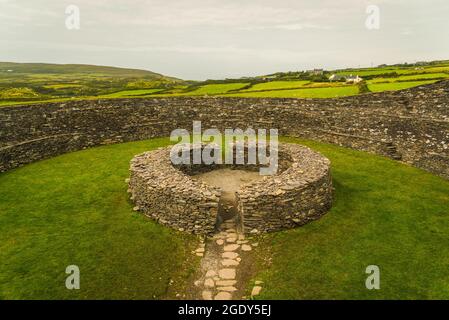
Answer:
[[191, 219, 263, 300]]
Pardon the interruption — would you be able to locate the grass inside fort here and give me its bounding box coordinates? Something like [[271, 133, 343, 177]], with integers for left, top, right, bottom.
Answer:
[[0, 137, 448, 299]]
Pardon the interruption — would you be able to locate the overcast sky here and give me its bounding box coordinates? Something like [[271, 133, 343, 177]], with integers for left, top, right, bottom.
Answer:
[[1, 0, 449, 80]]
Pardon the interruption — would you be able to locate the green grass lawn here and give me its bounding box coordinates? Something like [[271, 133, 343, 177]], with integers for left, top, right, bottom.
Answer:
[[1, 138, 449, 299], [181, 83, 250, 96], [242, 81, 311, 91], [369, 73, 449, 83], [0, 137, 198, 299], [99, 89, 164, 98], [253, 137, 449, 299], [225, 85, 359, 98], [367, 80, 437, 92]]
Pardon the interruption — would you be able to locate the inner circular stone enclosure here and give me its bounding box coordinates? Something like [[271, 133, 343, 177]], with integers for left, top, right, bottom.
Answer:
[[128, 143, 333, 235]]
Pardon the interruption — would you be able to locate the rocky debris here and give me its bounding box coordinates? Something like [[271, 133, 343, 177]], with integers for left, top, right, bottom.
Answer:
[[219, 268, 236, 280], [204, 278, 215, 288], [222, 259, 239, 266], [202, 291, 213, 300], [224, 244, 240, 252], [215, 292, 232, 300], [205, 270, 216, 277], [192, 220, 260, 300], [216, 280, 237, 286], [217, 286, 237, 292], [222, 252, 239, 259]]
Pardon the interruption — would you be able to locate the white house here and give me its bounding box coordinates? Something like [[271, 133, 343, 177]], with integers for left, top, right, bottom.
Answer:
[[345, 74, 363, 84]]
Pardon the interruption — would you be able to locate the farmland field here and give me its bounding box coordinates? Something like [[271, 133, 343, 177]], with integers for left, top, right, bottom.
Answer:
[[241, 81, 310, 91], [182, 83, 250, 95], [1, 60, 449, 105], [99, 89, 164, 98], [367, 80, 437, 92], [225, 85, 359, 98]]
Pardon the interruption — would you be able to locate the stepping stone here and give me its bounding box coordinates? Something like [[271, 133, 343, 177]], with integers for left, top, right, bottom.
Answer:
[[227, 233, 238, 239], [219, 268, 236, 280], [196, 253, 204, 257], [195, 248, 205, 253], [237, 240, 248, 244], [204, 278, 215, 288], [213, 276, 220, 281], [227, 237, 237, 243], [202, 290, 213, 300], [224, 244, 240, 252], [251, 286, 262, 297], [252, 242, 259, 247], [241, 244, 252, 251], [217, 286, 237, 292], [216, 280, 237, 286], [214, 292, 232, 300], [216, 239, 224, 245], [222, 259, 239, 266], [205, 270, 216, 277], [222, 252, 239, 259]]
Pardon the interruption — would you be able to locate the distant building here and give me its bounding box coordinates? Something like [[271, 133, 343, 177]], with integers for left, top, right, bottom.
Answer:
[[378, 64, 387, 68], [345, 74, 363, 84], [329, 74, 363, 83]]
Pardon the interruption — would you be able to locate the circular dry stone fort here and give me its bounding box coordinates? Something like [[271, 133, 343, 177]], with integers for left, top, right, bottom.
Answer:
[[128, 143, 333, 235], [0, 82, 448, 236]]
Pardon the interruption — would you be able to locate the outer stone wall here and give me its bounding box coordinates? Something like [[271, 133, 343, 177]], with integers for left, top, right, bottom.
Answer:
[[128, 143, 332, 235], [0, 80, 448, 179]]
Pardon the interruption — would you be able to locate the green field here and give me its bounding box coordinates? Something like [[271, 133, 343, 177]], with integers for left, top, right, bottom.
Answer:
[[1, 137, 448, 299], [0, 138, 197, 299], [255, 137, 449, 299], [99, 89, 164, 98], [241, 81, 310, 91], [182, 83, 250, 96], [1, 60, 449, 105], [226, 85, 359, 98], [367, 80, 437, 92]]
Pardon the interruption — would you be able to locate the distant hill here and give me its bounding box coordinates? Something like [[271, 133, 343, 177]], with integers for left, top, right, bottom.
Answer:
[[0, 62, 184, 102], [0, 62, 181, 81]]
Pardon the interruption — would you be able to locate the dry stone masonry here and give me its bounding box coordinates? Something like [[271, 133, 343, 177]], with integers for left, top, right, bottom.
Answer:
[[128, 142, 332, 235], [237, 143, 332, 233], [128, 146, 220, 235], [0, 81, 448, 179]]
